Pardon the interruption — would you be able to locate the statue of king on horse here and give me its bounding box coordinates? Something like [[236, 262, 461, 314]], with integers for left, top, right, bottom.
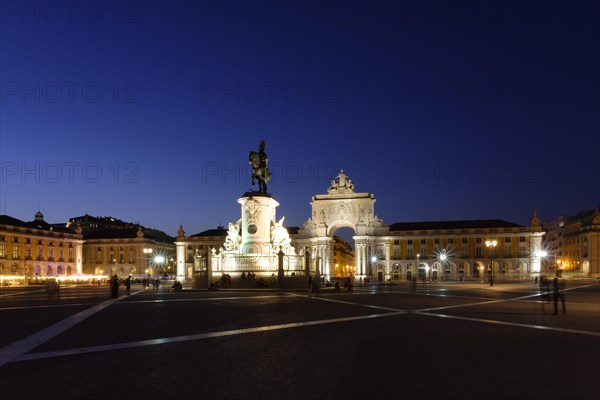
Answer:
[[249, 140, 272, 193]]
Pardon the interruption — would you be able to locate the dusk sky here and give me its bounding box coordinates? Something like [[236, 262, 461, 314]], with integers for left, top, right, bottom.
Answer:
[[1, 0, 599, 238]]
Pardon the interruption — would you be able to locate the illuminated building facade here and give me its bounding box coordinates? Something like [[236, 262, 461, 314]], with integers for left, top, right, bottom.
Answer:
[[386, 215, 544, 282], [331, 236, 355, 278], [543, 206, 600, 278], [0, 212, 83, 284], [175, 225, 227, 281]]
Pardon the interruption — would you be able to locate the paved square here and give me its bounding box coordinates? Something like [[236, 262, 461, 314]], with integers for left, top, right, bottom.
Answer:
[[1, 281, 599, 399]]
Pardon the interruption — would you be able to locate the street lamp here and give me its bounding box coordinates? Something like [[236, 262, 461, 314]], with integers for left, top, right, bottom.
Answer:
[[154, 255, 165, 276], [485, 240, 497, 286], [416, 253, 420, 281], [438, 252, 447, 281], [370, 256, 377, 283], [537, 250, 548, 276]]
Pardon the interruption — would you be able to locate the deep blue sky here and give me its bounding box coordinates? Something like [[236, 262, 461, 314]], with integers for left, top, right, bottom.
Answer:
[[1, 0, 599, 237]]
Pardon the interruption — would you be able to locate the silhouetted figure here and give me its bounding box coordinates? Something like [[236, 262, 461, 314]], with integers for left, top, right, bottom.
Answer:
[[553, 277, 566, 315], [125, 275, 132, 295], [46, 279, 60, 300], [110, 274, 119, 298], [171, 281, 183, 292]]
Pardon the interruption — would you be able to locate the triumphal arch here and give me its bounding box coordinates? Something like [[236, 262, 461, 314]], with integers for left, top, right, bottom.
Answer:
[[295, 170, 391, 281]]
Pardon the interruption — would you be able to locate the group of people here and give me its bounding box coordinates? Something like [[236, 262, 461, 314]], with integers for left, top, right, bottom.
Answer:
[[108, 275, 184, 298], [241, 272, 257, 281]]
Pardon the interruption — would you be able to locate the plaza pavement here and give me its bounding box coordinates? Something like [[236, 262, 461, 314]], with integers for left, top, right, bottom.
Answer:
[[0, 281, 598, 400]]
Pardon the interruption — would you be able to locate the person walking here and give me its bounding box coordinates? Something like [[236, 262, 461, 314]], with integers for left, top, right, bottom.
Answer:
[[553, 277, 566, 315], [307, 275, 313, 296]]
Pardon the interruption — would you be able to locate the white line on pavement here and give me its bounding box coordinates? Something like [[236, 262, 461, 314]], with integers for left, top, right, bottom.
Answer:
[[13, 311, 407, 363]]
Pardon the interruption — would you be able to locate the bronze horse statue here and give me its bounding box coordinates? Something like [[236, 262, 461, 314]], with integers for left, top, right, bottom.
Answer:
[[249, 150, 271, 193]]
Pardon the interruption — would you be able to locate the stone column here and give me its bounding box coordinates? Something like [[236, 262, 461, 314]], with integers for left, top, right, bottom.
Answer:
[[385, 242, 390, 281], [75, 240, 84, 274], [175, 241, 186, 281]]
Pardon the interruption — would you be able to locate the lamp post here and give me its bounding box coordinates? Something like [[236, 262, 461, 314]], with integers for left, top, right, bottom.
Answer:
[[371, 256, 377, 282], [485, 240, 497, 286], [143, 248, 153, 286], [416, 253, 420, 282], [537, 250, 547, 277]]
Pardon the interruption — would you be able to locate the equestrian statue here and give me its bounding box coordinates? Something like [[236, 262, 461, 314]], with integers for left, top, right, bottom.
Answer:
[[249, 140, 272, 193]]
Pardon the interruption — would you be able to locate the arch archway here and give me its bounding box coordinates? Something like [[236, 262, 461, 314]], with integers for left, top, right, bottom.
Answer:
[[296, 170, 390, 281]]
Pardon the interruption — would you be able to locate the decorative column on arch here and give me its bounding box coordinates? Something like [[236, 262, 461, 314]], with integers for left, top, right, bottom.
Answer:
[[356, 241, 368, 280]]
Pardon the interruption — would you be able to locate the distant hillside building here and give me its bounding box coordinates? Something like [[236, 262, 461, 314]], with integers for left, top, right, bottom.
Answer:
[[65, 214, 176, 278]]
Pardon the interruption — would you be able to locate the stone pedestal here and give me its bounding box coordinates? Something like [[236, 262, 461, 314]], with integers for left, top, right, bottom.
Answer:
[[238, 193, 279, 256]]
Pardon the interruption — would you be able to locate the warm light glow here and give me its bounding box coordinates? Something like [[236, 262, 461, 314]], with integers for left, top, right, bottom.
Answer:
[[371, 256, 377, 263], [537, 250, 548, 258], [485, 240, 497, 248], [154, 255, 165, 264]]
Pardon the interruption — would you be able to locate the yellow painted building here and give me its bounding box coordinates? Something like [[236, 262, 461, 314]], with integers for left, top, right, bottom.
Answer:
[[384, 215, 544, 282], [0, 212, 83, 284], [331, 236, 355, 278], [543, 206, 600, 278]]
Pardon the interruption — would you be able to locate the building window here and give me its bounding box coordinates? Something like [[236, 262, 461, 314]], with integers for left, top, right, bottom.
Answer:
[[504, 245, 511, 257], [475, 247, 482, 258], [26, 245, 32, 258], [407, 240, 413, 245], [476, 237, 482, 243], [394, 240, 399, 245], [461, 247, 468, 258], [448, 238, 454, 244], [68, 248, 74, 261], [48, 247, 54, 259], [504, 237, 511, 242], [407, 247, 414, 259], [393, 247, 400, 259], [37, 246, 43, 259], [420, 239, 426, 244], [0, 243, 5, 258], [462, 238, 468, 243], [519, 236, 525, 242], [13, 246, 19, 259], [13, 236, 19, 243]]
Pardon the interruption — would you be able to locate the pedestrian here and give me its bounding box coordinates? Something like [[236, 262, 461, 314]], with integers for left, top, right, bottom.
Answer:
[[308, 275, 313, 296], [553, 277, 566, 315], [110, 274, 119, 298], [312, 275, 321, 297], [125, 275, 132, 295]]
